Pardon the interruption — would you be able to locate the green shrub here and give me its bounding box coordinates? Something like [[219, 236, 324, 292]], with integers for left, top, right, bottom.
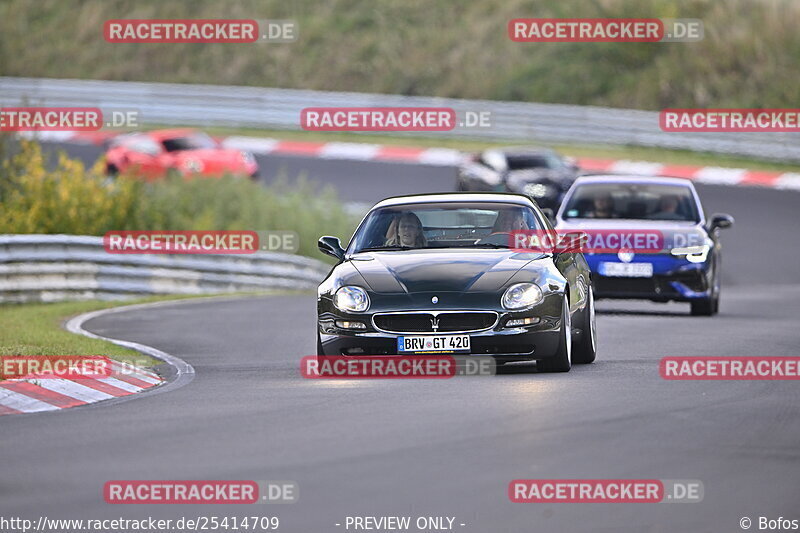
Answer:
[[0, 140, 357, 260]]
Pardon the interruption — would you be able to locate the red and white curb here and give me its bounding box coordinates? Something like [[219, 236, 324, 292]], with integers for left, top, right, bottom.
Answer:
[[220, 136, 467, 166], [221, 138, 800, 190], [0, 362, 162, 415], [0, 300, 196, 416], [22, 131, 800, 190], [577, 158, 800, 191]]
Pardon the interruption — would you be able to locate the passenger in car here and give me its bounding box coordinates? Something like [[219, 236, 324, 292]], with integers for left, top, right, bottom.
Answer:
[[492, 209, 529, 232], [650, 195, 684, 220]]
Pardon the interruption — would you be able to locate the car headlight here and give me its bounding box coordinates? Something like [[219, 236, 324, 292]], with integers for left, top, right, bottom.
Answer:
[[523, 183, 551, 198], [502, 283, 544, 310], [671, 244, 711, 263], [334, 286, 370, 312]]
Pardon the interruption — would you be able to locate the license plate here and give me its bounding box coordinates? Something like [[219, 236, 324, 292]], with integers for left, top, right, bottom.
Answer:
[[397, 335, 471, 353], [599, 262, 654, 278]]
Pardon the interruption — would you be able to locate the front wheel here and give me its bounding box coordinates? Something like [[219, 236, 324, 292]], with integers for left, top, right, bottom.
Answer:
[[316, 331, 325, 355], [692, 261, 720, 316], [690, 298, 715, 316], [537, 295, 572, 373], [572, 285, 597, 364]]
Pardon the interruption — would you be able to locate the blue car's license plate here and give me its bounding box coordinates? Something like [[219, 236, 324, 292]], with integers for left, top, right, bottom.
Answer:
[[599, 262, 654, 278]]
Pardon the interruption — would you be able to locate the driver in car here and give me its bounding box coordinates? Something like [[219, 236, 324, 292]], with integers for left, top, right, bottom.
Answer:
[[586, 193, 616, 218], [385, 212, 427, 247]]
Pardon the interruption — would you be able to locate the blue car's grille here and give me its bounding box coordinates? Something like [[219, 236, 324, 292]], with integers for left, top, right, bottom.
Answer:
[[594, 276, 656, 294], [594, 270, 707, 296]]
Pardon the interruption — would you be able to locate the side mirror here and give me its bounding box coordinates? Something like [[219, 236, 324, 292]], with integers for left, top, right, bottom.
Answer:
[[318, 236, 345, 260], [708, 213, 734, 231]]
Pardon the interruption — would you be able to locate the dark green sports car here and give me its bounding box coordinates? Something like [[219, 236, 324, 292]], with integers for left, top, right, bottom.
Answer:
[[316, 193, 596, 372]]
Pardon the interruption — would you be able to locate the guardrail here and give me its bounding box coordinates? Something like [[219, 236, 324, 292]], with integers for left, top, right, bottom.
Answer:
[[1, 77, 799, 162], [0, 235, 331, 303]]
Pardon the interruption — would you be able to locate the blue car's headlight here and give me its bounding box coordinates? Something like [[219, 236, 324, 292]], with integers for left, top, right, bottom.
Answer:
[[334, 286, 370, 312], [502, 283, 544, 310], [671, 244, 710, 263]]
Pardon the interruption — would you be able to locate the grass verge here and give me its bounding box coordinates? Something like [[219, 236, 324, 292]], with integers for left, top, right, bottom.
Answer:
[[0, 295, 229, 379]]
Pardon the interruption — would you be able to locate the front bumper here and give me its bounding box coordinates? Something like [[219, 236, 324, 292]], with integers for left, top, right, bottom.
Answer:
[[318, 297, 564, 361], [586, 254, 711, 302]]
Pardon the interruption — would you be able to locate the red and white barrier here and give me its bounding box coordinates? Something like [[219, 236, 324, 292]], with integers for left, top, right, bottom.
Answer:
[[22, 131, 800, 190]]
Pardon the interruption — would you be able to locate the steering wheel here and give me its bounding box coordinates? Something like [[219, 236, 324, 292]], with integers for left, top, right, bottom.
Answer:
[[474, 232, 513, 246]]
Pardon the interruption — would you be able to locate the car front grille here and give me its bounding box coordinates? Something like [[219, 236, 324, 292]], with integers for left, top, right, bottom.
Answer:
[[594, 276, 657, 294], [373, 312, 498, 333]]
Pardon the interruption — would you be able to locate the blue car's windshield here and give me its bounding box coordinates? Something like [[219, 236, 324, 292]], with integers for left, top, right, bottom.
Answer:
[[349, 202, 544, 253], [562, 183, 700, 222]]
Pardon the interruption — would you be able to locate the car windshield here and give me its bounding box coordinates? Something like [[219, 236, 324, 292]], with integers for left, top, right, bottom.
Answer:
[[506, 153, 564, 170], [161, 133, 217, 152], [348, 202, 544, 253], [562, 183, 700, 222], [116, 135, 161, 155]]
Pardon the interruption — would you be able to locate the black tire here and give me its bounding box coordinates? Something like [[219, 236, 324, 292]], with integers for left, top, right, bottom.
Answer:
[[106, 164, 119, 177], [572, 284, 597, 364], [537, 295, 572, 373], [691, 263, 719, 316], [316, 331, 325, 356], [712, 260, 721, 314], [691, 298, 714, 316]]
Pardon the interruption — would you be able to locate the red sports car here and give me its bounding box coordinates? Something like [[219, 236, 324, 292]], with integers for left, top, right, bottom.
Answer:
[[104, 129, 259, 180]]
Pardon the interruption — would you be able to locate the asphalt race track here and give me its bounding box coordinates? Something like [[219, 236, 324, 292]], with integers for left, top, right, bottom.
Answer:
[[2, 144, 799, 532]]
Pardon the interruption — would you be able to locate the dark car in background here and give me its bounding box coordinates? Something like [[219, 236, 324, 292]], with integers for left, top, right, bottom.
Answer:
[[104, 129, 259, 180], [316, 193, 596, 372], [556, 176, 734, 316], [456, 147, 581, 211]]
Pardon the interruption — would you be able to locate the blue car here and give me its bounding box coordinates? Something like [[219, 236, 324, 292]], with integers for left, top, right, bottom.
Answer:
[[555, 176, 733, 315]]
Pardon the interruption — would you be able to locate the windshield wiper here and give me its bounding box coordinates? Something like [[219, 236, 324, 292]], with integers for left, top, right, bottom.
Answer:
[[470, 243, 510, 249], [358, 245, 419, 252]]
